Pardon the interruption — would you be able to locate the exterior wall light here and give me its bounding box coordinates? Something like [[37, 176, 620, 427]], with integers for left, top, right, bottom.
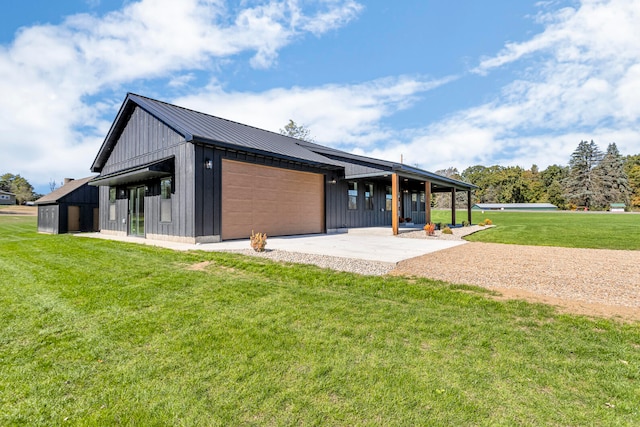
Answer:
[[205, 159, 213, 169]]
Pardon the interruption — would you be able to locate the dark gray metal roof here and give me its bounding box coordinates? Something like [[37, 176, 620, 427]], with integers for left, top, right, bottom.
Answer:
[[90, 93, 476, 192], [296, 140, 477, 191], [0, 190, 15, 196], [91, 93, 342, 172], [35, 176, 95, 204]]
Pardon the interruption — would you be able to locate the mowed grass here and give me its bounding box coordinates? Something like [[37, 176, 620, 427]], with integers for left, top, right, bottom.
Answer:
[[431, 209, 640, 250], [1, 216, 639, 426]]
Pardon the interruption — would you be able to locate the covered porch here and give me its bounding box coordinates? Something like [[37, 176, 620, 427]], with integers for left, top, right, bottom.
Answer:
[[345, 163, 477, 235]]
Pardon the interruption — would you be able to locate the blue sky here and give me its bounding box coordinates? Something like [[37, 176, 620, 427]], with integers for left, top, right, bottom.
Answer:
[[2, 0, 640, 194]]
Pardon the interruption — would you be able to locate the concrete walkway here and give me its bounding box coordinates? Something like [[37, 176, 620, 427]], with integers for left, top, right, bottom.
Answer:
[[76, 232, 467, 263]]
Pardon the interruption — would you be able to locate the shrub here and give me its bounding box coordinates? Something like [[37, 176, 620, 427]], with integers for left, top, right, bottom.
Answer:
[[442, 226, 453, 234], [424, 223, 436, 236], [462, 220, 470, 227], [250, 230, 267, 252], [478, 221, 486, 227], [484, 218, 493, 225]]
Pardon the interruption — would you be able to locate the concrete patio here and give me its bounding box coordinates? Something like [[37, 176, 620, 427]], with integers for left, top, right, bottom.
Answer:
[[77, 229, 467, 263]]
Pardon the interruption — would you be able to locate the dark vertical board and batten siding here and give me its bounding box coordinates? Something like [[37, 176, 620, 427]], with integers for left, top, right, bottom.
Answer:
[[37, 183, 98, 234], [325, 180, 391, 229], [99, 107, 195, 240]]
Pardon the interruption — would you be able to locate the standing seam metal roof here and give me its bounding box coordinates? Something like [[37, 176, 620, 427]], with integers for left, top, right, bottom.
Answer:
[[127, 94, 342, 168], [91, 93, 476, 192]]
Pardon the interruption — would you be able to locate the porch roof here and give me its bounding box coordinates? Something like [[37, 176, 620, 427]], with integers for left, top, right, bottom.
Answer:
[[89, 157, 174, 187]]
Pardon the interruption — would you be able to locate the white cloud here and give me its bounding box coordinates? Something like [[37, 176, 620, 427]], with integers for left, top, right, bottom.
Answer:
[[173, 75, 456, 147], [387, 0, 640, 172], [0, 0, 363, 191]]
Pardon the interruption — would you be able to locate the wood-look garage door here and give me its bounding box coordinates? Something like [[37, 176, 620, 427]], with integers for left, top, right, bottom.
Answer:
[[222, 159, 324, 240]]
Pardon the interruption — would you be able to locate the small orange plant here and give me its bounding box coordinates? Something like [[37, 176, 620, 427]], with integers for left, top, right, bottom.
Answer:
[[484, 218, 493, 225], [250, 230, 267, 252], [424, 222, 436, 236]]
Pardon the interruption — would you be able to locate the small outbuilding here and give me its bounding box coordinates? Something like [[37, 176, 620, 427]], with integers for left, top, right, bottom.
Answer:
[[0, 190, 16, 205], [473, 203, 558, 211], [610, 203, 626, 212], [35, 177, 99, 234]]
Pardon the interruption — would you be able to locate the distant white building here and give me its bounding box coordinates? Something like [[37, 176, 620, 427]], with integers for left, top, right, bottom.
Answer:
[[610, 203, 625, 212], [472, 203, 558, 211]]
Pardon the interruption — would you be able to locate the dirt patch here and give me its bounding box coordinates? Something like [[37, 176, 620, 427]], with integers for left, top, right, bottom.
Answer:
[[185, 261, 237, 273], [186, 261, 213, 271], [0, 206, 37, 215], [390, 242, 640, 323]]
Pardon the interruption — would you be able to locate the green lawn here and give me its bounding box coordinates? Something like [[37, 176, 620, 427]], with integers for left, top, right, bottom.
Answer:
[[431, 209, 640, 250], [1, 216, 639, 426]]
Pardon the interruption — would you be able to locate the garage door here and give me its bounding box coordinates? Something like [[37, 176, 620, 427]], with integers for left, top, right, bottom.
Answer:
[[222, 159, 324, 240]]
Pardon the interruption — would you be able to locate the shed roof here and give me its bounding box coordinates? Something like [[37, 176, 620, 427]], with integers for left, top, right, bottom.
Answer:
[[0, 189, 15, 196], [610, 203, 626, 207], [35, 176, 95, 204]]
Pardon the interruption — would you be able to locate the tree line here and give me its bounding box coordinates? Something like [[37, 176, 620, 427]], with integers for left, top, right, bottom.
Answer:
[[434, 141, 640, 210]]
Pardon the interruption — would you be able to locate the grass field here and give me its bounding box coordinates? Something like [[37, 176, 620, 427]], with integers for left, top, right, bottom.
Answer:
[[430, 209, 640, 250], [1, 215, 639, 425]]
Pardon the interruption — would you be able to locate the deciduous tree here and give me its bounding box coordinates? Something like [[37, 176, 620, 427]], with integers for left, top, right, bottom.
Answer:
[[280, 120, 314, 142], [0, 173, 35, 204]]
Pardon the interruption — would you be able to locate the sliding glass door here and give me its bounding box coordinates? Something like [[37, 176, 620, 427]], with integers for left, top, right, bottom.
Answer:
[[128, 185, 145, 237]]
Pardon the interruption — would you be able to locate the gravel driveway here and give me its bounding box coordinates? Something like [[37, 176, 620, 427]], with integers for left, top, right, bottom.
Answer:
[[390, 240, 640, 322]]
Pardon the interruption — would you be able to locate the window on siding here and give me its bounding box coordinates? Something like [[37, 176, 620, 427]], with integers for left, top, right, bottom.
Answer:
[[385, 186, 392, 211], [348, 182, 358, 210], [109, 187, 116, 221], [411, 193, 418, 212], [160, 178, 172, 222], [364, 183, 374, 210], [420, 191, 426, 212]]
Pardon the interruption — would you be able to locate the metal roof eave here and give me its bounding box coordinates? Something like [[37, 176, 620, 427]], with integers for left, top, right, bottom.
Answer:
[[393, 166, 478, 191], [344, 169, 477, 191], [190, 136, 343, 170], [89, 157, 174, 187]]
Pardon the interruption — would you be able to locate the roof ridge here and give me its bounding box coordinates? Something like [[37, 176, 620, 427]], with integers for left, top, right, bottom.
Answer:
[[127, 92, 307, 144]]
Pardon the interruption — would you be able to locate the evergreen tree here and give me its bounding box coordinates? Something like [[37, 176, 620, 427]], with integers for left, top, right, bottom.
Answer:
[[593, 143, 631, 207], [564, 140, 603, 209]]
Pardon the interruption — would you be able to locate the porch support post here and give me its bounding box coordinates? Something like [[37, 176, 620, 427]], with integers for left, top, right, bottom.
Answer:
[[425, 180, 431, 224], [392, 173, 399, 235], [451, 188, 456, 225], [467, 190, 472, 224]]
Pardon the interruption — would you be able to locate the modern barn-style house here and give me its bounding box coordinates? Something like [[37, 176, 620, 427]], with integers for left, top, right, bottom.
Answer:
[[89, 93, 476, 243]]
